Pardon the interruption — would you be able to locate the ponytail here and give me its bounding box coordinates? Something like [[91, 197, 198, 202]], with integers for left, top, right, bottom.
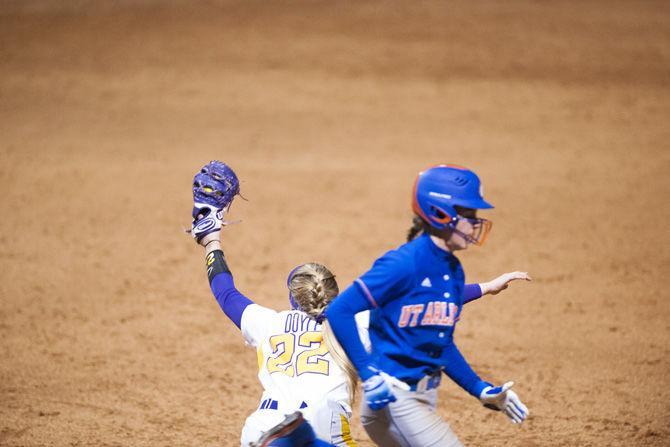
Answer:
[[322, 320, 358, 404], [406, 215, 428, 242]]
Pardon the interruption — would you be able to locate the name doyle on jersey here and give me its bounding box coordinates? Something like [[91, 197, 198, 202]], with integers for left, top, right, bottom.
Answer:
[[284, 311, 320, 333], [398, 302, 459, 328]]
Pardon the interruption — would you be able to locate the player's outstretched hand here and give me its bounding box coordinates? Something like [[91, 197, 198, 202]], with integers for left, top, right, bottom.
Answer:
[[363, 371, 410, 411], [480, 272, 531, 295], [479, 381, 529, 424], [191, 203, 227, 244]]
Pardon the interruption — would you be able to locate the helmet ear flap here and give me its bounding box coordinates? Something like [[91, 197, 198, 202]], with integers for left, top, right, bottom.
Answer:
[[430, 205, 451, 222], [429, 204, 458, 229]]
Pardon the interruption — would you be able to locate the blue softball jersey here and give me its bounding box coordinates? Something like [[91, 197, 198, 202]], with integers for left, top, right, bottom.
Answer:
[[326, 233, 488, 398]]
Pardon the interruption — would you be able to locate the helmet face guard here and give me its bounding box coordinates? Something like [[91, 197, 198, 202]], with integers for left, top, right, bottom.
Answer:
[[452, 217, 493, 246], [412, 164, 494, 245]]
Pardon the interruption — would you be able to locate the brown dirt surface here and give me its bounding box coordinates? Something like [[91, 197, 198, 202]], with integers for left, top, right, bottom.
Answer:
[[1, 1, 669, 446]]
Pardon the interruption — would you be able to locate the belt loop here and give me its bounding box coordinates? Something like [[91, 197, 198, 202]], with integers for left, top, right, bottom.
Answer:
[[413, 371, 442, 392], [416, 376, 427, 393]]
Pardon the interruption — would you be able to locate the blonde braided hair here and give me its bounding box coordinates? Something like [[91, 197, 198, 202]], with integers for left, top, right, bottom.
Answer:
[[288, 263, 339, 321]]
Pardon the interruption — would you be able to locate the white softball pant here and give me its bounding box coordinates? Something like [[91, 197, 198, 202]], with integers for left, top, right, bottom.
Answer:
[[360, 387, 463, 447], [240, 399, 356, 446]]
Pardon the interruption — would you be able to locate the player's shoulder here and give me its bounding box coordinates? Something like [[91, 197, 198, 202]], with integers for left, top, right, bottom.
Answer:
[[370, 238, 420, 273], [378, 238, 416, 262], [240, 304, 283, 347], [242, 303, 280, 322]]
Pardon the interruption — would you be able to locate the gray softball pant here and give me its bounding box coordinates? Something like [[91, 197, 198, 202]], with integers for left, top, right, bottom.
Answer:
[[360, 387, 464, 447]]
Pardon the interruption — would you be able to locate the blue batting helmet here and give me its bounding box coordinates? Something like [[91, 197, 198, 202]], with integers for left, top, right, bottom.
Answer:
[[412, 164, 493, 231]]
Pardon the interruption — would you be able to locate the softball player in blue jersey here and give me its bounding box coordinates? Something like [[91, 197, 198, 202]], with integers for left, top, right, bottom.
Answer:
[[326, 164, 530, 446]]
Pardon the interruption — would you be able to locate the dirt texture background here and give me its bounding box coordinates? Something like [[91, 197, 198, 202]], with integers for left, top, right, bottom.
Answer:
[[1, 1, 669, 446]]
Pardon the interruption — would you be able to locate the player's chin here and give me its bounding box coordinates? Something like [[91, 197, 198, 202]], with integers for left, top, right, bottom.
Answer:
[[452, 239, 470, 251]]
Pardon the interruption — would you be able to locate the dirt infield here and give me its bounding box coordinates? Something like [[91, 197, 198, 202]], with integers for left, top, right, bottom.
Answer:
[[1, 1, 669, 445]]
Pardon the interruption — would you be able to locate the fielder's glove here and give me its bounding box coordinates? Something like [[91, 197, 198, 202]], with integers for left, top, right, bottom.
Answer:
[[190, 160, 240, 243], [363, 369, 410, 411], [479, 381, 529, 424]]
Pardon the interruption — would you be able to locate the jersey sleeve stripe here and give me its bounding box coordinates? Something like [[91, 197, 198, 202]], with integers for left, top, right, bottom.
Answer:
[[355, 279, 378, 309], [256, 346, 264, 371]]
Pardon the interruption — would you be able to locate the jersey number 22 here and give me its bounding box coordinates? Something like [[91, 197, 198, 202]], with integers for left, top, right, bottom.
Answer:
[[266, 331, 329, 376]]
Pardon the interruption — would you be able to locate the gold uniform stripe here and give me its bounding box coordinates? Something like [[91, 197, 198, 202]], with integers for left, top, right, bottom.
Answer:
[[340, 415, 357, 447], [256, 346, 264, 370]]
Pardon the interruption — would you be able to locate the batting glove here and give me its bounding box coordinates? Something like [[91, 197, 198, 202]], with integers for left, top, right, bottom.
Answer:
[[479, 381, 529, 424], [363, 371, 410, 411], [191, 203, 226, 243]]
